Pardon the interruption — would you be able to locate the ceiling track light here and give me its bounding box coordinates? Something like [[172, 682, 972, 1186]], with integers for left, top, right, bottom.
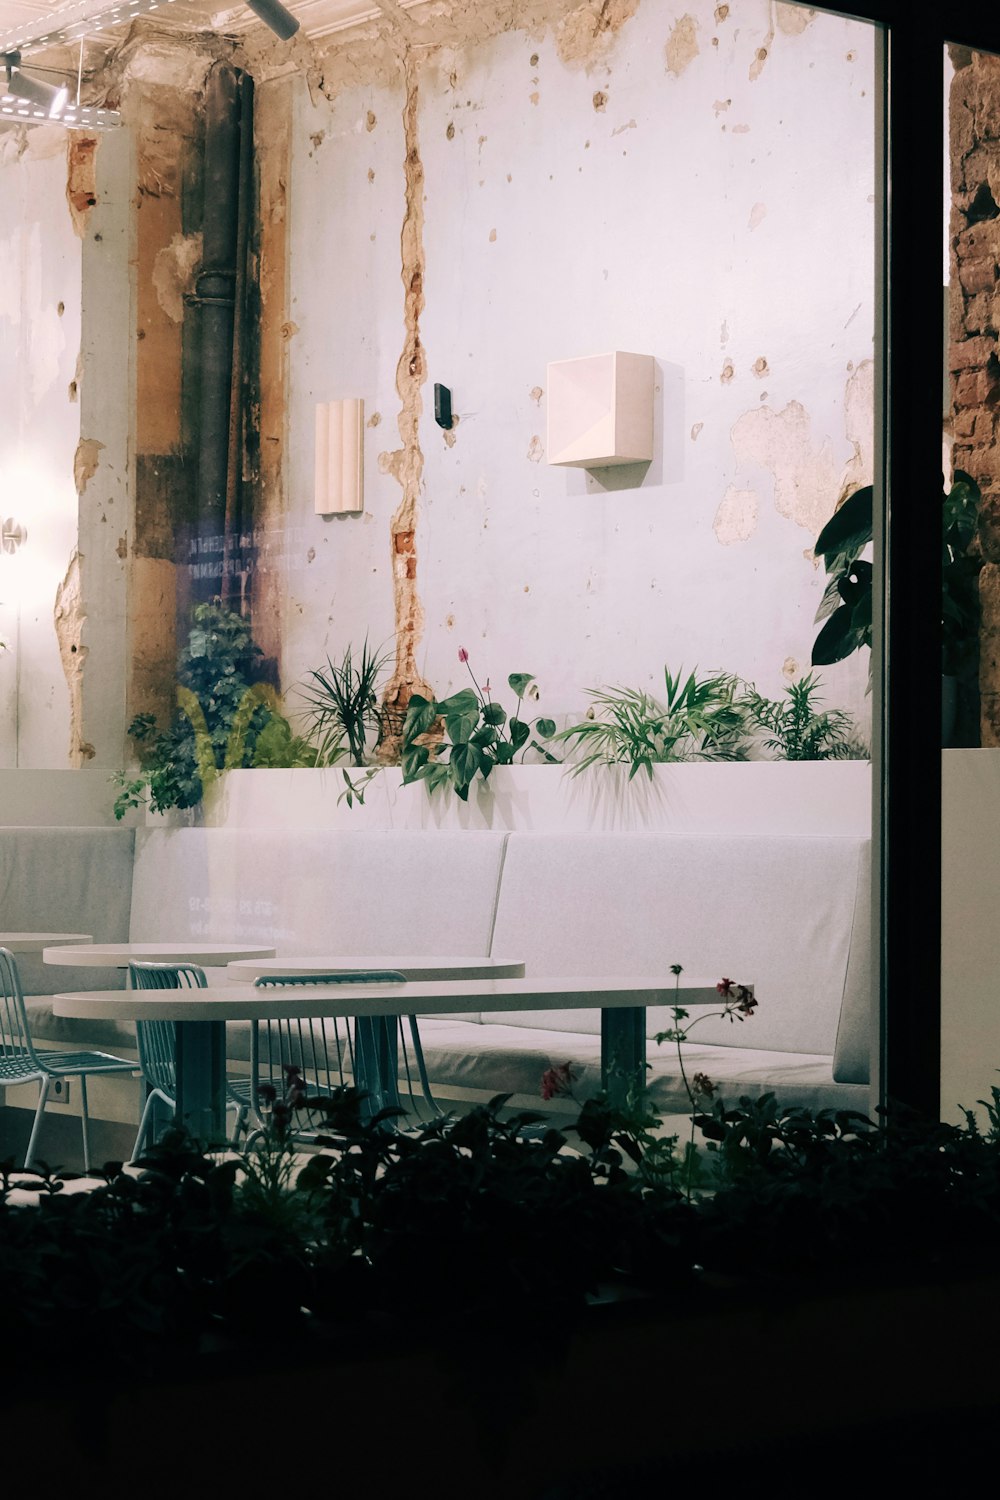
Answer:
[[4, 51, 68, 117], [245, 0, 300, 40]]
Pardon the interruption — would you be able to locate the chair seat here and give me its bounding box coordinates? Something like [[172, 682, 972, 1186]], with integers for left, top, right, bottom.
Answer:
[[35, 1048, 138, 1076]]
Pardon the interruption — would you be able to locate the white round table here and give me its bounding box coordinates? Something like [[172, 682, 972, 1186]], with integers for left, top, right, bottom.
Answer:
[[42, 942, 277, 968], [226, 955, 526, 981], [1, 933, 93, 952]]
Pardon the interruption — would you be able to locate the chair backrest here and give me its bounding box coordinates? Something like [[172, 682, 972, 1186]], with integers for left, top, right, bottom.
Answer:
[[129, 961, 208, 1096], [0, 946, 41, 1067], [249, 971, 408, 1122]]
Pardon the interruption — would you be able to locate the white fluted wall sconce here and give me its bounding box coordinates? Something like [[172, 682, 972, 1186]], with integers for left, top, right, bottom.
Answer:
[[315, 399, 364, 515]]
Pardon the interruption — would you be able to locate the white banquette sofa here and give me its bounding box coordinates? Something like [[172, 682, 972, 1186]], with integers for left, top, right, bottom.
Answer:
[[0, 824, 873, 1128]]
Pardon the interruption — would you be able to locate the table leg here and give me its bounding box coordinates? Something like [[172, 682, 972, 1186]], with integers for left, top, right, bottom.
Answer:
[[601, 1007, 646, 1110], [353, 1015, 401, 1122], [175, 1019, 228, 1146]]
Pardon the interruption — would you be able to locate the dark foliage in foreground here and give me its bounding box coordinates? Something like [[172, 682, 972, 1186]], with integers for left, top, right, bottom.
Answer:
[[4, 1084, 1000, 1365]]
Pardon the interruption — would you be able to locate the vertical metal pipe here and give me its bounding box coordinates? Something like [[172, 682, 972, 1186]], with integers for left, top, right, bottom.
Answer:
[[193, 61, 241, 603], [222, 71, 254, 608]]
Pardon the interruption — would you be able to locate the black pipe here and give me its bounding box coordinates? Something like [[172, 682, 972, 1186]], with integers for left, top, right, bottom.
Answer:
[[192, 60, 241, 604], [222, 71, 254, 609]]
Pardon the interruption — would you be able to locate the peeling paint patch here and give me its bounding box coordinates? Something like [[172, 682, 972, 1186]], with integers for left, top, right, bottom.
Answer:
[[776, 3, 815, 36], [380, 55, 432, 760], [713, 98, 731, 116], [592, 90, 608, 111], [556, 0, 640, 69], [368, 167, 376, 182], [748, 202, 767, 231], [840, 358, 875, 494], [782, 656, 798, 679], [116, 534, 128, 560], [367, 410, 382, 427], [53, 550, 92, 765], [530, 386, 543, 404], [489, 227, 497, 241], [752, 356, 769, 378], [612, 118, 637, 136], [665, 14, 699, 77], [366, 109, 377, 131], [66, 135, 99, 238], [714, 3, 729, 20], [152, 231, 202, 323], [731, 401, 839, 536], [721, 359, 734, 383], [74, 437, 105, 495], [714, 485, 759, 544], [527, 435, 544, 462], [691, 421, 703, 440]]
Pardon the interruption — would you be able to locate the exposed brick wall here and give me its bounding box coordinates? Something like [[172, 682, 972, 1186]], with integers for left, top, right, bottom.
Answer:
[[950, 51, 1000, 743]]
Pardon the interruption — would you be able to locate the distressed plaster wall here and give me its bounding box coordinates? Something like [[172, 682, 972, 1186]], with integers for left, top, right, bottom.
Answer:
[[0, 127, 82, 769], [949, 49, 1000, 746], [272, 0, 875, 743]]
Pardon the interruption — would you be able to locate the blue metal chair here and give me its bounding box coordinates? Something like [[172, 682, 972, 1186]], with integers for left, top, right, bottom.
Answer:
[[248, 970, 441, 1140], [128, 960, 253, 1160], [0, 945, 138, 1173]]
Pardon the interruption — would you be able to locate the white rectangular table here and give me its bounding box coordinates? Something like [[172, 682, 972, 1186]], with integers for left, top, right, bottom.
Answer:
[[52, 977, 734, 1140]]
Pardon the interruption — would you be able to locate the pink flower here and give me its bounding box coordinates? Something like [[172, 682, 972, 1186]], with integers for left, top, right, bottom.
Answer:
[[458, 647, 469, 663], [716, 977, 733, 996], [541, 1061, 577, 1101]]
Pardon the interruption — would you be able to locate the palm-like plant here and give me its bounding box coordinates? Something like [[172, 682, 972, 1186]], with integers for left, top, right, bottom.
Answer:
[[556, 667, 749, 779], [298, 639, 391, 767], [741, 673, 867, 760]]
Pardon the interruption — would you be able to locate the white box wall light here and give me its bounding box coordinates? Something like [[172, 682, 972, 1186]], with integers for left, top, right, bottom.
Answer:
[[315, 399, 364, 514], [546, 351, 654, 467]]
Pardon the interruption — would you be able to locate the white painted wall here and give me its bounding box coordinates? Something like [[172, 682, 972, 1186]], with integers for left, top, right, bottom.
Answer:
[[279, 0, 876, 743], [0, 126, 82, 768]]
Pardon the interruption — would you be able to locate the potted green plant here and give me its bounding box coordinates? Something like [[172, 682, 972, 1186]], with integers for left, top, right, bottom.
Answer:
[[811, 472, 983, 744]]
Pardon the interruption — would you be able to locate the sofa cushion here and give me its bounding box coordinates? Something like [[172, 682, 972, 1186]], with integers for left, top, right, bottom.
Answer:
[[413, 1019, 870, 1117], [0, 827, 135, 995], [130, 828, 509, 1022], [486, 832, 870, 1058]]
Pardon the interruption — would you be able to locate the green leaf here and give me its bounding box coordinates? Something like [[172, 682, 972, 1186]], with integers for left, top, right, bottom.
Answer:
[[508, 673, 536, 698], [445, 712, 478, 744], [535, 717, 556, 738], [509, 718, 530, 752], [449, 741, 480, 789], [494, 741, 515, 765], [402, 696, 439, 743], [813, 486, 873, 562], [470, 725, 497, 747], [482, 701, 506, 726], [812, 606, 867, 666], [436, 688, 479, 717]]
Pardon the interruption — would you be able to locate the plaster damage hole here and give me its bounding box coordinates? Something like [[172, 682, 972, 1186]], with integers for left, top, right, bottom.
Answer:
[[691, 422, 703, 440], [527, 436, 544, 462], [489, 228, 497, 242], [753, 356, 769, 378], [368, 168, 375, 183], [446, 121, 455, 140], [721, 359, 734, 383], [665, 14, 699, 76], [366, 110, 376, 131], [530, 53, 539, 65], [748, 202, 767, 231], [715, 3, 729, 19], [367, 412, 381, 428], [593, 91, 608, 111], [530, 386, 543, 404]]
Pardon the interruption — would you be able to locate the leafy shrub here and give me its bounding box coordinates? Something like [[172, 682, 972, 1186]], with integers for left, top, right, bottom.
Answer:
[[113, 601, 315, 818], [741, 672, 868, 760], [555, 666, 749, 779]]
